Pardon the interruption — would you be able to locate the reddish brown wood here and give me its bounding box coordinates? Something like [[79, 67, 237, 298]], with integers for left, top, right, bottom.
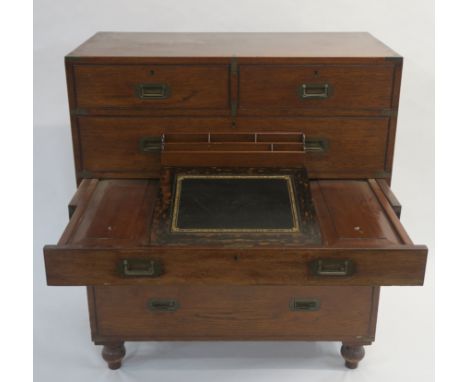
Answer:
[[241, 117, 390, 178], [74, 169, 392, 183], [385, 61, 403, 178], [58, 179, 98, 245], [101, 342, 126, 370], [67, 32, 400, 62], [161, 151, 306, 167], [43, 244, 427, 287], [368, 179, 412, 244], [86, 286, 98, 340], [68, 179, 157, 247], [65, 60, 84, 186], [44, 33, 427, 369], [67, 179, 95, 219], [376, 179, 402, 218], [92, 286, 374, 340], [73, 64, 229, 110], [75, 116, 390, 180], [44, 178, 427, 287], [239, 64, 394, 112], [72, 106, 390, 118], [64, 33, 402, 184], [341, 343, 366, 369], [76, 116, 231, 178], [314, 180, 402, 246], [367, 287, 381, 347]]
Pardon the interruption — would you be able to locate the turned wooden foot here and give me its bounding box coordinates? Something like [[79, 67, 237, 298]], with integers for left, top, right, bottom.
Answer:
[[101, 342, 126, 370], [340, 343, 365, 369]]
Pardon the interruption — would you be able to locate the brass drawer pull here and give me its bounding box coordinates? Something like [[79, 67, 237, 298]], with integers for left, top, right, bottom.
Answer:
[[304, 138, 328, 153], [299, 83, 330, 99], [137, 83, 170, 99], [310, 259, 354, 276], [148, 299, 179, 312], [139, 136, 164, 153], [119, 259, 163, 277], [290, 298, 320, 312]]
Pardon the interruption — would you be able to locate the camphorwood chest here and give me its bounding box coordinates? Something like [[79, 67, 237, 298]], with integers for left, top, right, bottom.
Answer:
[[43, 32, 427, 370]]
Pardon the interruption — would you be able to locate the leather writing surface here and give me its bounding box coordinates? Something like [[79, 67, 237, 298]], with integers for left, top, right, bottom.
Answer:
[[151, 167, 321, 246], [174, 176, 297, 231]]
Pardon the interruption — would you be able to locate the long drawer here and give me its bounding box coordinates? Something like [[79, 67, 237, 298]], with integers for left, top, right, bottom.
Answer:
[[239, 64, 395, 112], [91, 285, 377, 341], [75, 117, 390, 179], [72, 64, 230, 110]]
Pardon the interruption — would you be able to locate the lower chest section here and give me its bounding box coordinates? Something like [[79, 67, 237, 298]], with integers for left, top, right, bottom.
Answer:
[[89, 285, 378, 343]]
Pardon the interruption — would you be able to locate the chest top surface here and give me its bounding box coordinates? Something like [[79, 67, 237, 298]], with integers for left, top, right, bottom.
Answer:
[[67, 32, 400, 60]]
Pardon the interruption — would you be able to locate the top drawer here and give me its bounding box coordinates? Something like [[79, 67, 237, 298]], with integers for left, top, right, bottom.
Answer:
[[239, 65, 395, 113], [72, 64, 230, 110]]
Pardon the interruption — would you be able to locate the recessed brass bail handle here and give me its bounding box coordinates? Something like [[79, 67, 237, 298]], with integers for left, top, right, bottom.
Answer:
[[289, 298, 321, 312], [148, 299, 179, 312], [304, 137, 328, 153], [139, 135, 165, 153], [299, 83, 330, 99], [137, 83, 170, 99], [119, 259, 163, 277], [310, 259, 354, 277]]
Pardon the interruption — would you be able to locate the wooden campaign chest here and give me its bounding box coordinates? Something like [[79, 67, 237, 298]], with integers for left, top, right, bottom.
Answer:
[[43, 32, 427, 370]]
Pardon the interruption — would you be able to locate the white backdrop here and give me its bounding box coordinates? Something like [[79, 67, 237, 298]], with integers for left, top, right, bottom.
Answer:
[[34, 1, 434, 381]]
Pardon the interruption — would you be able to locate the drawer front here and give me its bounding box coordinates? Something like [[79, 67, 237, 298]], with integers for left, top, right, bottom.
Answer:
[[76, 117, 389, 178], [76, 117, 231, 176], [93, 286, 375, 340], [73, 64, 230, 110], [239, 65, 394, 112], [44, 245, 427, 286], [237, 118, 389, 176]]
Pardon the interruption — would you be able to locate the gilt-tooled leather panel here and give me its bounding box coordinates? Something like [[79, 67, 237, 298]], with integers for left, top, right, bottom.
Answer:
[[173, 176, 298, 232]]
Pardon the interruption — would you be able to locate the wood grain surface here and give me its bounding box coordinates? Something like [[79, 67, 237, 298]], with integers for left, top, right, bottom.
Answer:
[[67, 32, 400, 61], [91, 285, 377, 341], [43, 34, 428, 367]]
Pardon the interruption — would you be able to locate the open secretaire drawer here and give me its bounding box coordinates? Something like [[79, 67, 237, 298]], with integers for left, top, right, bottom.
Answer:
[[43, 168, 427, 287]]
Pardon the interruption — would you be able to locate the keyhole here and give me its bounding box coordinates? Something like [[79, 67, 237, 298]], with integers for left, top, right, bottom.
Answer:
[[314, 70, 319, 76], [149, 70, 155, 76]]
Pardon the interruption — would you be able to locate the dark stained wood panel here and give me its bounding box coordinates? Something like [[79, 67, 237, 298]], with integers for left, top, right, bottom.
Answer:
[[67, 32, 400, 60]]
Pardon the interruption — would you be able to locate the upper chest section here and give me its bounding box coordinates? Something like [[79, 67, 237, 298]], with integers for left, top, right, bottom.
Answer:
[[65, 32, 402, 182], [67, 32, 401, 116]]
